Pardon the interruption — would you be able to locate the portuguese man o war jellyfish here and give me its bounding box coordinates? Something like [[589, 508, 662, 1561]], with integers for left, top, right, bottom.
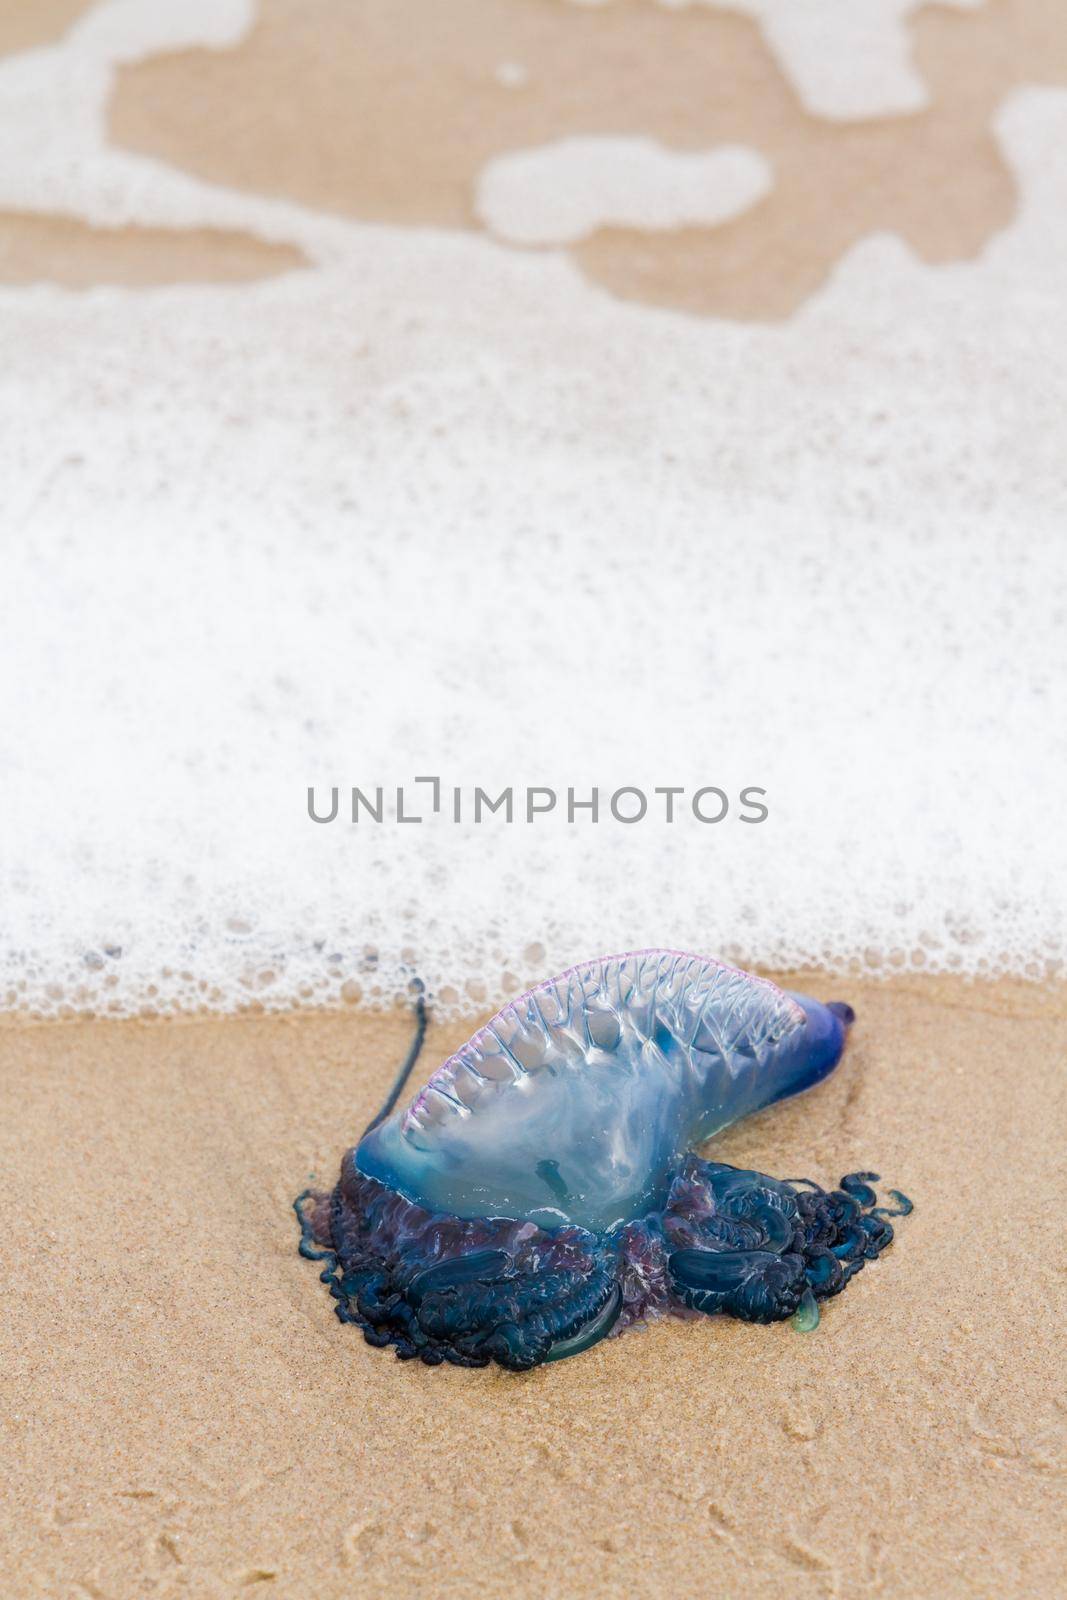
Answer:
[[296, 950, 911, 1370]]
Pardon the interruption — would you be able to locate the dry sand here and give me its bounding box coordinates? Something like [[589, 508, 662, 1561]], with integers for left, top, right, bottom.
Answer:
[[2, 976, 1064, 1597]]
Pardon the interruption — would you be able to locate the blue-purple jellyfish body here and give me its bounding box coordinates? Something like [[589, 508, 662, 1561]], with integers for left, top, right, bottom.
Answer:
[[297, 951, 910, 1370]]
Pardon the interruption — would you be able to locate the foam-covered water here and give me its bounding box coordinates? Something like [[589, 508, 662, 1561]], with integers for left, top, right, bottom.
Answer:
[[1, 5, 1064, 1017], [477, 138, 771, 245]]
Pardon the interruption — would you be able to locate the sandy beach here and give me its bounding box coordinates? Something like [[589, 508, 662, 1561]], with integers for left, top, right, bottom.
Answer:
[[2, 976, 1063, 1597]]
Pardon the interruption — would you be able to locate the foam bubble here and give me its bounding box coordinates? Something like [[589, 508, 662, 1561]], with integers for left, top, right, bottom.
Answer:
[[476, 138, 771, 246], [0, 7, 1064, 1018]]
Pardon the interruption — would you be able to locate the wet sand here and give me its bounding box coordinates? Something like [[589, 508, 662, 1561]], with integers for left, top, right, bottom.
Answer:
[[2, 975, 1063, 1597], [2, 1, 1066, 313], [110, 0, 1061, 319], [0, 211, 304, 289], [0, 0, 93, 58]]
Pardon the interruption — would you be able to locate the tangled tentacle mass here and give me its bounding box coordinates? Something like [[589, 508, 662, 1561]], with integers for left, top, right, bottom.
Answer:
[[296, 1154, 910, 1371], [296, 1162, 620, 1370]]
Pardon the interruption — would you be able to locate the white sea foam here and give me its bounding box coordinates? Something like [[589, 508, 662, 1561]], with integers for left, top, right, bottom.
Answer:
[[476, 138, 771, 246], [0, 7, 1064, 1018]]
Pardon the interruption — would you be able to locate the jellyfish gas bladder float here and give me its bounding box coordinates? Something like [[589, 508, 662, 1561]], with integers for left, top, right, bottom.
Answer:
[[296, 950, 911, 1371]]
